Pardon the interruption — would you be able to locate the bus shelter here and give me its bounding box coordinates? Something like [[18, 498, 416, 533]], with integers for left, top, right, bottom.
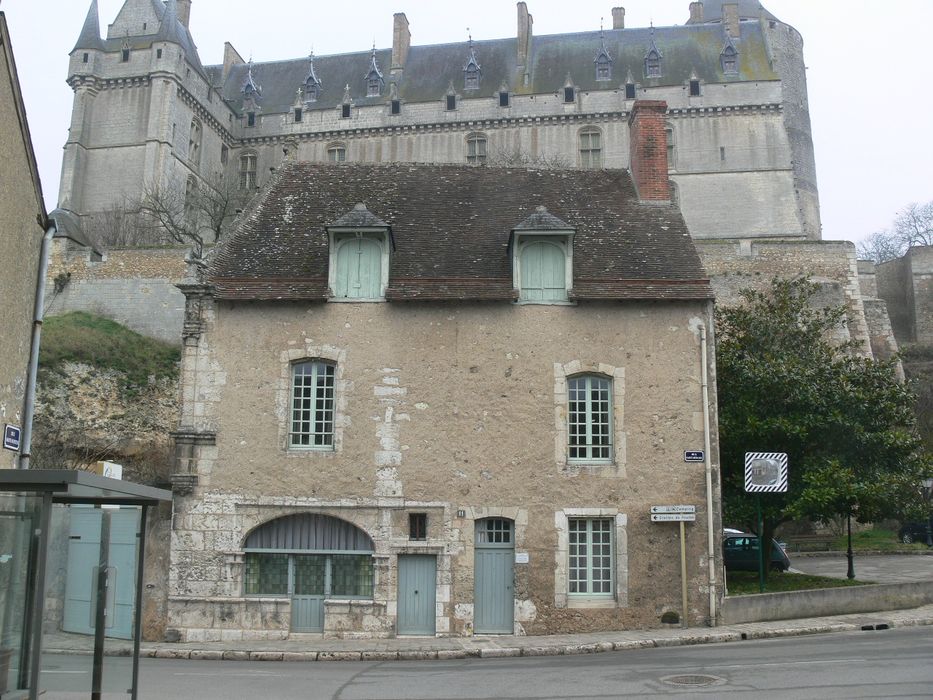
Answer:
[[0, 470, 171, 699]]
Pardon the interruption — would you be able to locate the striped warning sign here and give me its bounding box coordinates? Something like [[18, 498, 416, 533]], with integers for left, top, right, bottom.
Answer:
[[744, 452, 788, 493]]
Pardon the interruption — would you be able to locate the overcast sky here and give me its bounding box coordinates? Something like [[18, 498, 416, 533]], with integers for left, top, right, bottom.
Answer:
[[3, 0, 932, 244]]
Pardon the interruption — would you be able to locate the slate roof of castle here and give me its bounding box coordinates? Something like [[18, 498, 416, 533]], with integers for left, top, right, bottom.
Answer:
[[687, 0, 779, 23], [208, 163, 712, 302], [205, 18, 777, 116]]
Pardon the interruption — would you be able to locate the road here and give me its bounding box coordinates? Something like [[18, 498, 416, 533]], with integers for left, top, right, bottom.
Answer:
[[39, 626, 933, 699], [792, 554, 933, 583]]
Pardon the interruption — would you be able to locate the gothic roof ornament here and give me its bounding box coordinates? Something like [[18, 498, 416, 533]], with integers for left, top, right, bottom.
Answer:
[[365, 44, 384, 81], [594, 20, 613, 68], [463, 30, 481, 72], [342, 83, 352, 104], [305, 51, 322, 89], [242, 59, 262, 98], [646, 25, 663, 59]]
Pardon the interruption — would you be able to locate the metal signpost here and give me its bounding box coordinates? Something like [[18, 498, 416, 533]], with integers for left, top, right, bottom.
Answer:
[[744, 452, 788, 591], [650, 505, 696, 627]]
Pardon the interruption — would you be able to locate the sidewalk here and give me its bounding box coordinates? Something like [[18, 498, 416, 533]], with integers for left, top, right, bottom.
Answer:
[[43, 603, 933, 662]]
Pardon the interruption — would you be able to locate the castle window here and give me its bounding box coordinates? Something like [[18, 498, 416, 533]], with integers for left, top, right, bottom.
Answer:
[[327, 143, 347, 162], [625, 82, 636, 99], [409, 513, 427, 541], [289, 361, 336, 449], [82, 53, 89, 64], [689, 79, 701, 97], [294, 107, 303, 123], [564, 86, 575, 103], [367, 77, 381, 97], [499, 91, 510, 108], [645, 50, 662, 78], [721, 45, 739, 74], [666, 125, 675, 169], [238, 152, 257, 190], [306, 84, 319, 102], [121, 48, 130, 62], [568, 375, 613, 462], [341, 104, 351, 119], [446, 94, 457, 111], [220, 145, 228, 165], [465, 66, 480, 91], [720, 146, 726, 161], [466, 133, 487, 165], [596, 55, 611, 81], [391, 99, 401, 115], [578, 127, 602, 169], [156, 48, 162, 59], [188, 119, 202, 167], [247, 111, 256, 127]]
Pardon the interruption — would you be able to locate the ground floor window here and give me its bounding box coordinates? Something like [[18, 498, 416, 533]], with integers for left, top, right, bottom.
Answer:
[[568, 518, 613, 596], [244, 552, 373, 598]]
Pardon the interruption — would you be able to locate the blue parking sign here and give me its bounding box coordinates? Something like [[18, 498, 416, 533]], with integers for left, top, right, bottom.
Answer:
[[3, 424, 21, 451]]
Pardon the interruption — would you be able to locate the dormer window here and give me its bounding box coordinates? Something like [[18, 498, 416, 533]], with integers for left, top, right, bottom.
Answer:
[[645, 50, 662, 77], [625, 82, 636, 99], [364, 46, 385, 97], [463, 35, 481, 91], [82, 53, 89, 64], [246, 111, 256, 127], [367, 78, 382, 97], [564, 86, 575, 103], [327, 204, 392, 301], [465, 68, 480, 91], [511, 207, 575, 304], [689, 78, 701, 96], [304, 52, 322, 103], [596, 55, 611, 81], [721, 44, 739, 74], [306, 84, 320, 102]]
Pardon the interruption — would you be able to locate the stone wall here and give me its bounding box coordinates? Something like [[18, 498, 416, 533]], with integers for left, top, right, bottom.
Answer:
[[168, 298, 722, 639], [874, 246, 933, 347], [46, 240, 188, 343]]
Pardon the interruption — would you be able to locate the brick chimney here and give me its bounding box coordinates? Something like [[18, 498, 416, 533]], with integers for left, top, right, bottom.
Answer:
[[723, 3, 740, 38], [688, 2, 704, 24], [517, 2, 533, 73], [392, 13, 410, 72], [611, 7, 625, 29], [628, 100, 670, 202], [222, 41, 245, 83], [177, 0, 191, 28]]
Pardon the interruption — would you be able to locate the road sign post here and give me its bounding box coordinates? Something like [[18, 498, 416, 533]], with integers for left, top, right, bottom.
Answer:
[[650, 506, 696, 627], [744, 453, 789, 592]]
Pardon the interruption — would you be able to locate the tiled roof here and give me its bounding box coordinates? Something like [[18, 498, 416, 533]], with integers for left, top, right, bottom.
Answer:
[[209, 163, 712, 303]]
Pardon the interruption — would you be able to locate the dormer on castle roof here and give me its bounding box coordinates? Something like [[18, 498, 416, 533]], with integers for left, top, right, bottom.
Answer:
[[463, 32, 482, 90], [364, 45, 385, 96], [594, 23, 613, 81], [304, 52, 322, 102], [242, 59, 262, 99]]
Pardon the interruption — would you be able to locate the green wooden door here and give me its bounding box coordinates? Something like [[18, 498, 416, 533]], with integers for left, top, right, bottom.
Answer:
[[520, 241, 566, 301], [291, 555, 326, 632], [334, 237, 382, 298], [397, 555, 436, 635], [474, 519, 514, 633]]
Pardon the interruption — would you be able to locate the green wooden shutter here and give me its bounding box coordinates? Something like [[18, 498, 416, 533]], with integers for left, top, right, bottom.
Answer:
[[520, 241, 566, 302], [335, 237, 382, 299]]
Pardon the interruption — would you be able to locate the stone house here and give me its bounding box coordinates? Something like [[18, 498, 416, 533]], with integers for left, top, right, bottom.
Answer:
[[167, 102, 723, 640], [0, 10, 50, 471]]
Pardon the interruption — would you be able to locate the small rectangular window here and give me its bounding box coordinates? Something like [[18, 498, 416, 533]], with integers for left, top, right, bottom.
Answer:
[[499, 91, 510, 107], [720, 146, 726, 161], [564, 86, 575, 103], [247, 112, 256, 127], [294, 107, 303, 123], [341, 103, 351, 118], [391, 99, 401, 115], [121, 48, 130, 62], [156, 48, 162, 59], [568, 518, 613, 596], [82, 53, 89, 64], [409, 513, 427, 541], [220, 145, 228, 165], [446, 94, 456, 111], [625, 83, 636, 99], [689, 79, 701, 97]]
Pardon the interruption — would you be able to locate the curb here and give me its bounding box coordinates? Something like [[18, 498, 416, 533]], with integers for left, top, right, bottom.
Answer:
[[42, 612, 933, 663]]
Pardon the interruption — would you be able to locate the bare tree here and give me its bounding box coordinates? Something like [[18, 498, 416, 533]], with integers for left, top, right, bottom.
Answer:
[[486, 145, 569, 169], [139, 173, 253, 260], [857, 200, 933, 264], [93, 198, 162, 247]]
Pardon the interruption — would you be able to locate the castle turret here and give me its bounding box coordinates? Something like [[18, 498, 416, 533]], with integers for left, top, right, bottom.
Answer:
[[73, 0, 105, 53]]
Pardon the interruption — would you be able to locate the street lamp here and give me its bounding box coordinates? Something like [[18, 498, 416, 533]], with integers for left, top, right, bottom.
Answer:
[[922, 477, 933, 548]]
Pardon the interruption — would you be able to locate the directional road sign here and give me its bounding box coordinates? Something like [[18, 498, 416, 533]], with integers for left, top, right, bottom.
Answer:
[[650, 505, 696, 514], [650, 513, 696, 522]]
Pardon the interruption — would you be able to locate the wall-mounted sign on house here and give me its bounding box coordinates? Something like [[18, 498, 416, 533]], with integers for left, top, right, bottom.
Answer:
[[3, 424, 21, 451]]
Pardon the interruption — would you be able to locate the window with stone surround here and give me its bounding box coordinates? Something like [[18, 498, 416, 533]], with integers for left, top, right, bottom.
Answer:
[[568, 518, 613, 596], [238, 152, 257, 190], [721, 44, 738, 75], [289, 361, 336, 449], [568, 375, 612, 462], [578, 127, 602, 169], [466, 132, 487, 164], [645, 49, 662, 78], [327, 143, 347, 162]]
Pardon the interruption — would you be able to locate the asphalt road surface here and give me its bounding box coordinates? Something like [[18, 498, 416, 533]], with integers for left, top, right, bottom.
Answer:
[[791, 554, 933, 583], [38, 626, 933, 699]]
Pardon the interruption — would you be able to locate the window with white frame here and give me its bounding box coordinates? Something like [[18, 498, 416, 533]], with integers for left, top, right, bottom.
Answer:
[[289, 361, 336, 449], [327, 143, 347, 162], [568, 375, 612, 462], [466, 133, 487, 164], [238, 152, 257, 190], [568, 518, 613, 596], [579, 128, 602, 169]]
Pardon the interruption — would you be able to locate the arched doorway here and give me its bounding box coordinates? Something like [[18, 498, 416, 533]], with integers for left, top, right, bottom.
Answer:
[[243, 514, 374, 632], [474, 518, 515, 634]]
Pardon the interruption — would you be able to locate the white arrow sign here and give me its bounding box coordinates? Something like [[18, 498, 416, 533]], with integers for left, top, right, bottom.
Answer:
[[651, 513, 696, 522], [650, 505, 696, 514]]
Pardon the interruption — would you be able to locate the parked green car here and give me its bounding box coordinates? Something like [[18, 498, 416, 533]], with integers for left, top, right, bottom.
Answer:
[[723, 533, 791, 572]]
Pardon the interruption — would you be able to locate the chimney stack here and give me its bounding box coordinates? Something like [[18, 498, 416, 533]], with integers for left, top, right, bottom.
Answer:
[[222, 42, 245, 83], [688, 2, 704, 24], [628, 100, 670, 202], [392, 13, 411, 72], [177, 0, 191, 28], [722, 3, 740, 38], [611, 7, 625, 29], [517, 2, 533, 74]]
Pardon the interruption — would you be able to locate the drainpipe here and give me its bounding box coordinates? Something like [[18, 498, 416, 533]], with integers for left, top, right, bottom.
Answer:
[[700, 322, 717, 624], [19, 220, 57, 470]]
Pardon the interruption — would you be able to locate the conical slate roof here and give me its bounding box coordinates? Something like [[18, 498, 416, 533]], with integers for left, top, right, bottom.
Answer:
[[73, 0, 105, 53]]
